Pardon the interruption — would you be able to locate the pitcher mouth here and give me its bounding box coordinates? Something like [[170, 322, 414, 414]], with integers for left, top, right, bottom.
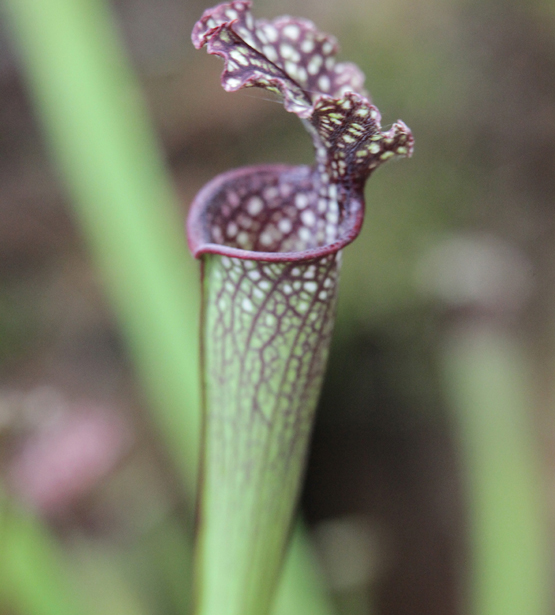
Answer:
[[189, 0, 412, 264], [187, 164, 365, 263]]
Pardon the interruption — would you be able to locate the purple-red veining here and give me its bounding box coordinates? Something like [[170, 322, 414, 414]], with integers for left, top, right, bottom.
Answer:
[[188, 0, 414, 263]]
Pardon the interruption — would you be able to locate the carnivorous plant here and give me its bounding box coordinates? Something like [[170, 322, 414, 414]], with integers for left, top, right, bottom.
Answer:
[[188, 3, 414, 614]]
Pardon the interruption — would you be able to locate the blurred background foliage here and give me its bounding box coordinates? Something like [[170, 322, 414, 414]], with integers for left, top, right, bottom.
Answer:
[[0, 0, 555, 614]]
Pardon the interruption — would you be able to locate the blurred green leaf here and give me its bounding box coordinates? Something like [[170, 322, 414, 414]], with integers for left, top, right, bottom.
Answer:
[[442, 328, 551, 615]]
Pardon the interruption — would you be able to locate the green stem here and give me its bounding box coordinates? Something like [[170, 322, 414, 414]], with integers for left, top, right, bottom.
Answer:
[[272, 524, 335, 615], [441, 325, 551, 615], [0, 492, 91, 615]]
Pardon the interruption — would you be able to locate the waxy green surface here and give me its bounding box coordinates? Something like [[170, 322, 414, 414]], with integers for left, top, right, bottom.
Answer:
[[196, 253, 340, 615]]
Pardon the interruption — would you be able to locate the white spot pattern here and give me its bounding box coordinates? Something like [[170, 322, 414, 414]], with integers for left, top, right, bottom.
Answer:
[[191, 1, 414, 259]]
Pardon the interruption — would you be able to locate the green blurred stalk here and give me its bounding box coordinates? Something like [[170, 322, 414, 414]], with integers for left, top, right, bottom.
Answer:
[[441, 325, 551, 615], [2, 1, 334, 614], [273, 526, 335, 615], [0, 492, 91, 615], [3, 0, 201, 487]]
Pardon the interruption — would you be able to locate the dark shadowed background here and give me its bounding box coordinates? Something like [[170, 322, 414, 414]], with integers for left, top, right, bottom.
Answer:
[[1, 1, 555, 614]]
